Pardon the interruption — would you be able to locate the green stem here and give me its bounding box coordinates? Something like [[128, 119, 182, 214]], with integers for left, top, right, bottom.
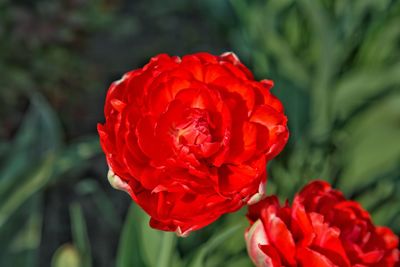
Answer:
[[156, 232, 176, 267]]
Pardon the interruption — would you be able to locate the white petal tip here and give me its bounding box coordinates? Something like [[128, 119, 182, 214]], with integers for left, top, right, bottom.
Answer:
[[107, 169, 130, 194]]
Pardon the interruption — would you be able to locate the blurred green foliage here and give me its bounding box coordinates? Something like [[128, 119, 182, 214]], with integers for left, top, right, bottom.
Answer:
[[0, 0, 399, 266], [230, 0, 400, 225]]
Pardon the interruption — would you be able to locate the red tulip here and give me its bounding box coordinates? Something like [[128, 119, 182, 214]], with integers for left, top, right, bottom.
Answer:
[[98, 52, 288, 235], [246, 181, 399, 266]]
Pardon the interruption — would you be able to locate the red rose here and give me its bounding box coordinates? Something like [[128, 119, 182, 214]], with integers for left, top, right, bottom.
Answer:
[[98, 52, 288, 235], [246, 180, 399, 266]]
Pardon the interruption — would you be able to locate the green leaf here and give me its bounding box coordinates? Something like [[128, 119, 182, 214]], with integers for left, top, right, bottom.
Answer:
[[0, 155, 55, 228], [372, 199, 400, 228], [0, 136, 100, 229], [389, 212, 400, 233], [355, 180, 395, 211], [116, 205, 147, 267], [155, 232, 177, 267], [189, 220, 246, 267], [74, 179, 121, 231], [225, 256, 253, 267], [139, 214, 163, 267], [51, 136, 101, 181], [70, 203, 92, 267], [333, 63, 400, 120], [356, 12, 400, 66], [337, 92, 400, 194], [10, 205, 43, 252], [116, 204, 181, 267], [0, 92, 66, 228], [0, 93, 61, 199], [139, 214, 178, 267], [0, 195, 43, 267]]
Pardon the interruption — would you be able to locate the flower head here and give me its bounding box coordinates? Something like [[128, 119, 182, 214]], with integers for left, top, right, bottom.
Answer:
[[246, 181, 399, 266], [98, 52, 288, 235]]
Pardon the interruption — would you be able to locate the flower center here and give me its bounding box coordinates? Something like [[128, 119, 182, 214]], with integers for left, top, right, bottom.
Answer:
[[175, 109, 212, 146]]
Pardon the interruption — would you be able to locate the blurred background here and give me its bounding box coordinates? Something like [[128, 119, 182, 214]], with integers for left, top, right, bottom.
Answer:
[[0, 0, 399, 266]]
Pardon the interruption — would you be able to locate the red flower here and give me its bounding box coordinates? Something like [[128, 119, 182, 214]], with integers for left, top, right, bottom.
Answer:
[[246, 181, 399, 266], [98, 52, 288, 235]]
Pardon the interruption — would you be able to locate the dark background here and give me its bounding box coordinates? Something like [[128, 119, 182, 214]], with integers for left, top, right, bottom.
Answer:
[[0, 0, 399, 266]]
